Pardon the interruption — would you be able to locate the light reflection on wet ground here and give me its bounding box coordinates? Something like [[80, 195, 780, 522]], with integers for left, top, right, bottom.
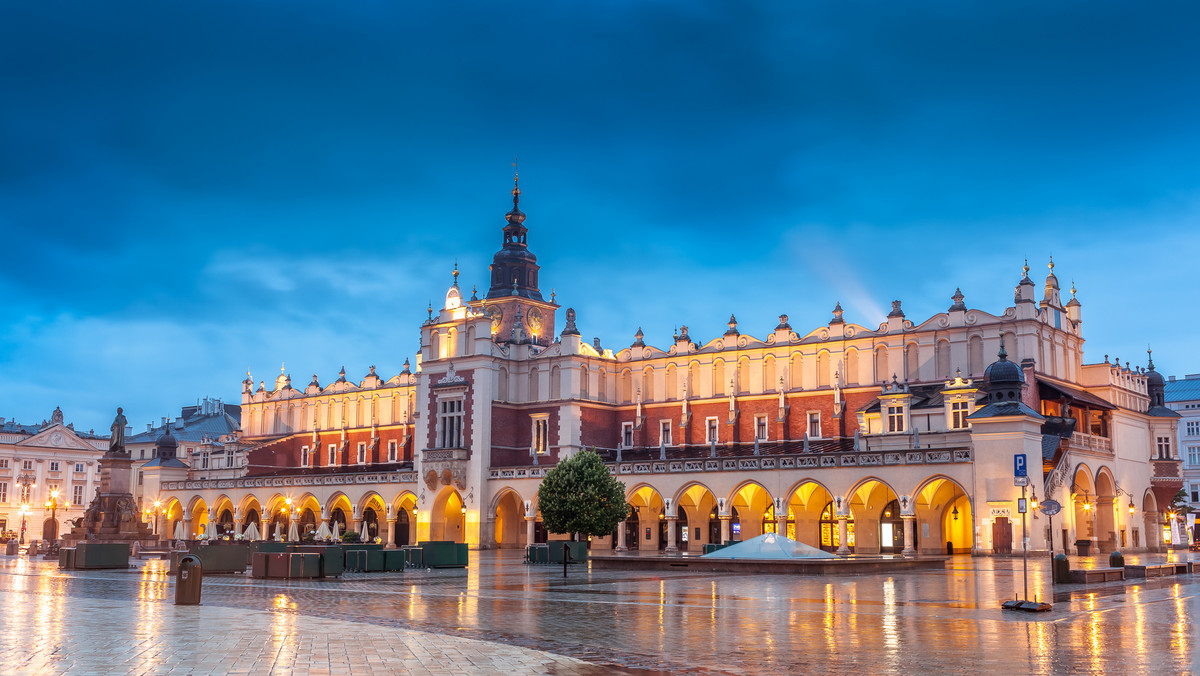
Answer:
[[3, 550, 1200, 674]]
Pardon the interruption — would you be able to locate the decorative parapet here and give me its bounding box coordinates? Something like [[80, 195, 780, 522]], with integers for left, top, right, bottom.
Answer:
[[162, 471, 417, 492], [1070, 432, 1114, 455]]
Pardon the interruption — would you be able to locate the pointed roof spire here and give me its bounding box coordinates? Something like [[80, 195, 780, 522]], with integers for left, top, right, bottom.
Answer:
[[632, 327, 645, 347], [725, 314, 739, 336], [1147, 346, 1155, 371], [451, 260, 460, 288], [1022, 258, 1030, 279], [505, 158, 526, 228], [997, 333, 1008, 361]]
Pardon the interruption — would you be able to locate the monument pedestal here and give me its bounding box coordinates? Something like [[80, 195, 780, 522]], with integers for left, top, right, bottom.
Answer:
[[62, 453, 156, 548]]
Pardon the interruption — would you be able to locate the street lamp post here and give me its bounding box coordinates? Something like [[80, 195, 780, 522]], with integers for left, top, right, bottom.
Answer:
[[153, 499, 162, 536], [43, 488, 64, 541], [18, 504, 29, 545]]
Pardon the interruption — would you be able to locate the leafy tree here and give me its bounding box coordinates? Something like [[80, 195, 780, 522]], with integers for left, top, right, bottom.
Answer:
[[537, 448, 628, 540], [1170, 489, 1191, 515]]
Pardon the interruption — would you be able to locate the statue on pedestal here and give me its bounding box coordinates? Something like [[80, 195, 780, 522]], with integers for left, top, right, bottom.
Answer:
[[109, 407, 128, 455]]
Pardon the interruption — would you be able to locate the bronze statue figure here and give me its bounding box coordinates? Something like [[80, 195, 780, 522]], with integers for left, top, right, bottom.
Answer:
[[109, 407, 127, 454]]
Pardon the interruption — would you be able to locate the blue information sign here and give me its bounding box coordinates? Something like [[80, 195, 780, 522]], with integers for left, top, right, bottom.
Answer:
[[1014, 454, 1027, 477]]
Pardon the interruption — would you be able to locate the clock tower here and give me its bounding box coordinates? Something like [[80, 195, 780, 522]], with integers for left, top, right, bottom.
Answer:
[[480, 171, 557, 345]]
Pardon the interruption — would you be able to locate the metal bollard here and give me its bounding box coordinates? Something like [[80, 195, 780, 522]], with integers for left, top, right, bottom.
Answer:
[[176, 554, 203, 605], [1109, 551, 1125, 568], [1052, 553, 1070, 584]]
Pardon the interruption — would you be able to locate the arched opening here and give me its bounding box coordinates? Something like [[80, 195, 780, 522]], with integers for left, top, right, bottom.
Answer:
[[362, 507, 379, 541], [431, 487, 465, 543], [729, 482, 773, 540], [1141, 491, 1158, 552], [218, 509, 234, 536], [627, 486, 664, 550], [330, 508, 348, 534], [1071, 467, 1097, 554], [675, 484, 718, 553], [785, 481, 835, 550], [1094, 470, 1118, 553], [493, 491, 525, 549], [848, 479, 898, 555], [188, 498, 209, 540], [393, 493, 416, 546], [42, 517, 58, 541], [395, 508, 411, 546], [300, 508, 316, 538], [914, 477, 973, 555], [622, 505, 640, 550]]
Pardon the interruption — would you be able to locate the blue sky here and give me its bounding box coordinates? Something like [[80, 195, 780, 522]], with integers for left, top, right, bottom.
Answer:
[[2, 1, 1198, 433]]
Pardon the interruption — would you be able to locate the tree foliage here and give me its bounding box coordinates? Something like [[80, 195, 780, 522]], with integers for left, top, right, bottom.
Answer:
[[537, 448, 628, 539]]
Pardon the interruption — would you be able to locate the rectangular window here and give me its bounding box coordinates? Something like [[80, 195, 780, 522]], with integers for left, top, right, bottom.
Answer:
[[0, 482, 7, 503], [437, 398, 464, 449], [1188, 421, 1200, 437], [1157, 436, 1171, 459], [20, 484, 31, 503], [137, 471, 144, 485], [706, 417, 719, 444], [660, 421, 672, 447], [22, 460, 32, 471], [75, 463, 84, 473], [1189, 447, 1200, 467], [950, 401, 970, 430], [72, 484, 83, 505], [1192, 484, 1199, 503], [301, 446, 310, 467], [621, 422, 633, 449], [533, 417, 550, 455], [0, 459, 8, 469], [226, 454, 233, 468], [329, 443, 337, 465], [807, 412, 821, 438], [388, 440, 398, 462], [201, 455, 208, 469], [887, 405, 906, 433], [755, 415, 768, 441], [49, 461, 60, 472], [357, 442, 366, 464]]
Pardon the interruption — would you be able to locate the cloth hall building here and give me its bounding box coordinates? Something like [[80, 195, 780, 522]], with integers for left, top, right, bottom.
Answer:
[[155, 181, 1182, 556]]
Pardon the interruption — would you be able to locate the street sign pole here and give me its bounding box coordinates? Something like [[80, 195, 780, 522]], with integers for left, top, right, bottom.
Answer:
[[1021, 483, 1028, 602]]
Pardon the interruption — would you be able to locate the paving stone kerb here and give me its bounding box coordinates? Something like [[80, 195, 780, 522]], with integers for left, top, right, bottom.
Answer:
[[4, 550, 1200, 674]]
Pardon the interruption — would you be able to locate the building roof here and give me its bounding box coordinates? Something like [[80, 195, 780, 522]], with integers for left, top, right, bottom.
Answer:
[[1165, 376, 1200, 402], [127, 411, 240, 445], [1036, 377, 1116, 410], [140, 457, 190, 469]]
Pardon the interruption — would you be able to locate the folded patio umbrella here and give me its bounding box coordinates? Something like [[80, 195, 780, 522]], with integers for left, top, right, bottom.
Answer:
[[243, 522, 260, 541]]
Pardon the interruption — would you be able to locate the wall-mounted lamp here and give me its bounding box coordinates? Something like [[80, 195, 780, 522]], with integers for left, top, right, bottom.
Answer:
[[1129, 501, 1136, 515], [460, 505, 467, 516]]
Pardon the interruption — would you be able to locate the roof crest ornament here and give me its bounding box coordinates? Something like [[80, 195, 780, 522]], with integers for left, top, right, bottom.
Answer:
[[452, 260, 460, 288]]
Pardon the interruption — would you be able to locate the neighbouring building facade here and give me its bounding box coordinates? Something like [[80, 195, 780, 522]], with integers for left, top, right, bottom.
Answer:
[[0, 408, 107, 541], [153, 178, 1183, 555], [1166, 374, 1200, 538]]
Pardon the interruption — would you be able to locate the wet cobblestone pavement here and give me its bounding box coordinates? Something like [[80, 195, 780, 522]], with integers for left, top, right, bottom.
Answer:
[[3, 549, 1200, 674]]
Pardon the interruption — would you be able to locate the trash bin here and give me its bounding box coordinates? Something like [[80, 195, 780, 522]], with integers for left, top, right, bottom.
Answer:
[[1109, 551, 1125, 568], [5, 541, 18, 556], [1075, 540, 1092, 556], [1052, 553, 1070, 584], [176, 555, 203, 605]]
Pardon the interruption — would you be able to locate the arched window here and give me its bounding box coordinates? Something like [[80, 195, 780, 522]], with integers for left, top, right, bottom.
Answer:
[[599, 369, 608, 402], [356, 397, 365, 427], [712, 360, 726, 397], [529, 367, 540, 402], [642, 367, 654, 401], [817, 352, 830, 388], [763, 355, 777, 391], [665, 364, 677, 401], [845, 349, 859, 385], [875, 346, 889, 384], [737, 358, 749, 394], [789, 353, 803, 390], [936, 340, 951, 380], [580, 366, 589, 400], [968, 335, 984, 376], [619, 369, 632, 404], [688, 362, 700, 398], [431, 331, 441, 359], [550, 365, 561, 399], [905, 343, 919, 382], [465, 326, 475, 355], [446, 328, 457, 358]]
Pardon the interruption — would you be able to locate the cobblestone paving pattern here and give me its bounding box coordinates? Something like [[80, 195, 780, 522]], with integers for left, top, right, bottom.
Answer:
[[3, 549, 1200, 674]]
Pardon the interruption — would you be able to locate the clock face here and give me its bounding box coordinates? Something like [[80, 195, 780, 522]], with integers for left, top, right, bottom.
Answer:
[[526, 307, 544, 334], [490, 306, 504, 335]]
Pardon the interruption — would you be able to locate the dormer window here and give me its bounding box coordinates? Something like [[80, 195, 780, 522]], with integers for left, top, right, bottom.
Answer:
[[621, 422, 633, 449], [950, 401, 970, 429], [887, 405, 906, 433]]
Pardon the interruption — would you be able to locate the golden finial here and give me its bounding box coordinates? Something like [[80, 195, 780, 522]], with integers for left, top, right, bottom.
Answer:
[[1070, 280, 1076, 298], [280, 362, 285, 374], [512, 158, 520, 198], [1048, 255, 1055, 273], [1022, 258, 1030, 279], [452, 259, 460, 287]]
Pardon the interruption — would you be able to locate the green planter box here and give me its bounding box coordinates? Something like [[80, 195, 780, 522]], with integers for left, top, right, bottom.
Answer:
[[419, 541, 468, 568], [345, 549, 366, 572], [191, 544, 250, 573], [401, 546, 423, 568], [546, 541, 588, 563], [291, 545, 344, 578], [58, 548, 76, 569], [288, 553, 321, 578], [383, 550, 407, 572], [527, 544, 549, 563], [75, 543, 130, 569]]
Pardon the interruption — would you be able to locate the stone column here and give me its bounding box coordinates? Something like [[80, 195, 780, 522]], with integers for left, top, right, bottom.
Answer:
[[664, 516, 678, 553], [182, 516, 193, 541], [525, 516, 536, 546], [720, 515, 731, 544], [261, 517, 271, 541], [615, 521, 627, 551], [836, 516, 849, 555], [901, 515, 916, 558], [775, 513, 788, 538], [384, 518, 396, 548]]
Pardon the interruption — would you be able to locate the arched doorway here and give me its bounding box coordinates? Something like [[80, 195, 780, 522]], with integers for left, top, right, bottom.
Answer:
[[819, 501, 852, 553], [1095, 470, 1118, 553], [627, 486, 664, 550], [879, 499, 907, 553], [786, 481, 834, 550], [243, 508, 260, 532], [330, 508, 348, 533], [728, 482, 773, 540], [914, 477, 973, 555], [362, 507, 379, 540], [42, 517, 58, 541], [848, 479, 898, 554], [300, 508, 316, 538], [218, 509, 234, 536], [623, 505, 640, 550], [395, 509, 411, 546], [430, 488, 465, 543], [675, 484, 718, 553], [493, 491, 525, 549]]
